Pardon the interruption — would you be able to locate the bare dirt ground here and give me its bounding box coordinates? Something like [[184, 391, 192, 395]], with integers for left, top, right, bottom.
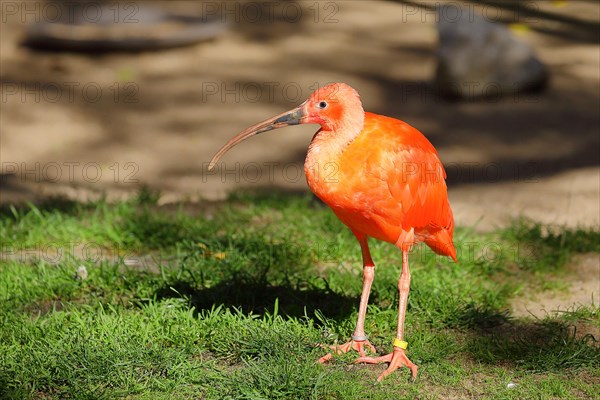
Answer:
[[1, 1, 599, 315], [512, 253, 599, 320]]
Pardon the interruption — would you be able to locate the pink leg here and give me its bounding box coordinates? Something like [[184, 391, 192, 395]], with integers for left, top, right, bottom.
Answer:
[[318, 233, 376, 362], [356, 249, 418, 381], [397, 250, 411, 343]]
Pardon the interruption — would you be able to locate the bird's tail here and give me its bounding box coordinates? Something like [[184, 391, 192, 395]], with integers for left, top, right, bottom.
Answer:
[[425, 230, 457, 263], [425, 215, 457, 263]]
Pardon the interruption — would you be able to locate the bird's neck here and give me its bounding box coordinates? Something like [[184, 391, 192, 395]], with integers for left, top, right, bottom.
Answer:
[[304, 109, 365, 193]]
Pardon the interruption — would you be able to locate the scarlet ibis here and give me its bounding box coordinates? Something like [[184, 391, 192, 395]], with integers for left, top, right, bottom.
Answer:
[[208, 83, 456, 381]]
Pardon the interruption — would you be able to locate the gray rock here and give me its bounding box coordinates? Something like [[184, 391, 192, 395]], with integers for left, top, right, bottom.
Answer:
[[435, 4, 548, 100]]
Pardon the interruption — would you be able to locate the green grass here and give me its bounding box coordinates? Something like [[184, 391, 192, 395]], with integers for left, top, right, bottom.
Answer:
[[1, 190, 598, 399]]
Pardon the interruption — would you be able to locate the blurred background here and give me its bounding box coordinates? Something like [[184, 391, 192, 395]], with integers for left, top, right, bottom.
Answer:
[[1, 0, 599, 230]]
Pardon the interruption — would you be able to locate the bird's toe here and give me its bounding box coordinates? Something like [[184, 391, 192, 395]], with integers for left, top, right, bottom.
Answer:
[[356, 349, 418, 382], [317, 339, 376, 363]]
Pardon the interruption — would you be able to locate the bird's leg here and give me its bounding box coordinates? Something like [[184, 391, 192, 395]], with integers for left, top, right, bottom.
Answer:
[[355, 250, 418, 382], [318, 234, 376, 363]]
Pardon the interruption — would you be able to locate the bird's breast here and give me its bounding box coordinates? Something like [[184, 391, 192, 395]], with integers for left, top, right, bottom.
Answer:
[[304, 144, 399, 242], [304, 130, 347, 200], [304, 156, 340, 199]]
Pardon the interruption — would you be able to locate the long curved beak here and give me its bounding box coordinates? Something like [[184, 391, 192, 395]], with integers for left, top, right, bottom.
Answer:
[[208, 102, 308, 171]]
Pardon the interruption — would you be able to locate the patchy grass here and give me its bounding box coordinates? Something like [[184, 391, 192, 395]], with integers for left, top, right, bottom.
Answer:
[[1, 190, 598, 399], [501, 220, 600, 272]]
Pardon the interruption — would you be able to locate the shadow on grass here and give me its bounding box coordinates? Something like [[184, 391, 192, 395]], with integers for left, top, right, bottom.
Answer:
[[154, 279, 357, 320], [151, 213, 359, 320], [0, 192, 82, 218], [450, 219, 600, 372], [452, 303, 512, 331], [467, 319, 599, 371], [451, 304, 599, 371]]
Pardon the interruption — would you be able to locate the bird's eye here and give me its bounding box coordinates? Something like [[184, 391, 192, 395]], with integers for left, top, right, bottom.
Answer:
[[318, 101, 328, 109]]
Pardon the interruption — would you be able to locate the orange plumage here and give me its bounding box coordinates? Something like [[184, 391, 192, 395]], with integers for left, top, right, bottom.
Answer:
[[209, 82, 456, 382], [306, 111, 456, 261]]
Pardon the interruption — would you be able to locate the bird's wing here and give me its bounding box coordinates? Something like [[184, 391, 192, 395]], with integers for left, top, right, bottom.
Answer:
[[340, 113, 454, 245]]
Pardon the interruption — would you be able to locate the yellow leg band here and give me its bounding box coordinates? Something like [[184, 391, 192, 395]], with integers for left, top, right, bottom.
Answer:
[[393, 339, 408, 349]]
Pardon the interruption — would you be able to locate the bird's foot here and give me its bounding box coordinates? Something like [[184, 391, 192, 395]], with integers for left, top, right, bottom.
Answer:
[[355, 348, 418, 382], [317, 339, 376, 363]]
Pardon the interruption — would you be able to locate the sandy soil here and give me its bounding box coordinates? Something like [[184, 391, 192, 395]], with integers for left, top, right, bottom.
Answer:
[[512, 253, 599, 319], [1, 1, 599, 312]]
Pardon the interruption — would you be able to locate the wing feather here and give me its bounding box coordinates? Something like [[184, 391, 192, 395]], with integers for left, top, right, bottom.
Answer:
[[336, 112, 455, 259]]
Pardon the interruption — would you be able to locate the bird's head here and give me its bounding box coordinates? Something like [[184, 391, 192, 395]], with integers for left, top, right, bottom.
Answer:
[[208, 82, 364, 170], [303, 83, 363, 131]]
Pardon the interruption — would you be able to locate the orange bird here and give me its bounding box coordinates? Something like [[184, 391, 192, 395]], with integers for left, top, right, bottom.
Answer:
[[209, 83, 456, 381]]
